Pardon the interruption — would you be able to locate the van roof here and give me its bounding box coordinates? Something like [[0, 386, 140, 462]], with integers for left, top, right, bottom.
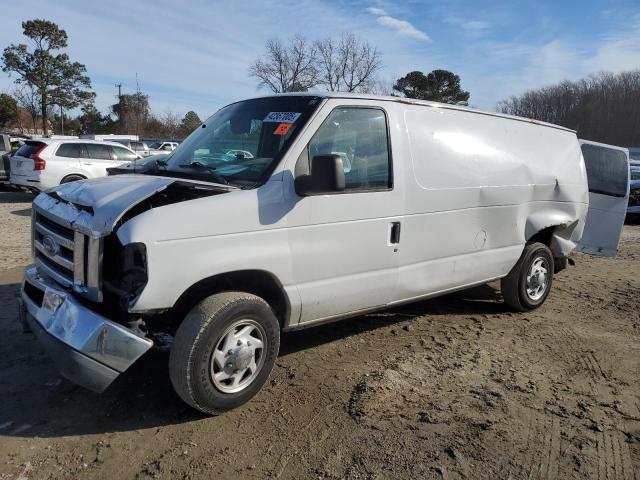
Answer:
[[253, 92, 577, 134]]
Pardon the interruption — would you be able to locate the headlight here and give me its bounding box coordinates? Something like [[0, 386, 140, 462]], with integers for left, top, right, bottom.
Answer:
[[103, 238, 148, 309], [120, 242, 148, 303]]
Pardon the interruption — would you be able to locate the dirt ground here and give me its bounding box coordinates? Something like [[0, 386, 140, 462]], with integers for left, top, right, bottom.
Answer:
[[0, 187, 639, 480]]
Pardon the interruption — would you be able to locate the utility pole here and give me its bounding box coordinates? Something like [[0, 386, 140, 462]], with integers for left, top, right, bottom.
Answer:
[[60, 105, 64, 135], [115, 83, 123, 132]]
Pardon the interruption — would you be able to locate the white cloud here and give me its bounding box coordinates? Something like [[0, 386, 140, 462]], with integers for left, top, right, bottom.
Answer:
[[445, 16, 490, 33], [376, 16, 432, 42], [366, 7, 387, 15], [366, 5, 431, 42]]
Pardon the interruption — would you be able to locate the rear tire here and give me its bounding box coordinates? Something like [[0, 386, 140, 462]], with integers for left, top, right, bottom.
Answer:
[[169, 292, 280, 415], [501, 242, 554, 311]]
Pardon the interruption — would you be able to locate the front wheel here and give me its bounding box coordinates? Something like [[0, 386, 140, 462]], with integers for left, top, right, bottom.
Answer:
[[501, 242, 554, 311], [169, 292, 280, 415]]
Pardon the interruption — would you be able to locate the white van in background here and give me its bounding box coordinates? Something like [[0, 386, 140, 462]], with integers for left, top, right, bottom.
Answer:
[[20, 93, 628, 415], [10, 139, 140, 192]]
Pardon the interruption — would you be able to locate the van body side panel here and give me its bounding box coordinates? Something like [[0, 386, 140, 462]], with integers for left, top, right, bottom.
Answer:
[[397, 106, 587, 301]]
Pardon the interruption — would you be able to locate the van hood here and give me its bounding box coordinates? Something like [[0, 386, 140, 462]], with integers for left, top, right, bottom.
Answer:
[[33, 174, 229, 237]]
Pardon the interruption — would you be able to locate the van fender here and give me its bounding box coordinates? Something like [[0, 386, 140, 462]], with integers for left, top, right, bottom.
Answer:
[[525, 211, 582, 257]]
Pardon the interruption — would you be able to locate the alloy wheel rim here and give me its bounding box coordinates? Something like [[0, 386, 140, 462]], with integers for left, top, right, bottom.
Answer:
[[525, 256, 549, 301], [210, 319, 266, 393]]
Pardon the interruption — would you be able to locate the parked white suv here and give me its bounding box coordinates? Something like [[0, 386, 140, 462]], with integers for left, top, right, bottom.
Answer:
[[19, 94, 628, 415], [147, 141, 178, 155], [10, 139, 140, 192]]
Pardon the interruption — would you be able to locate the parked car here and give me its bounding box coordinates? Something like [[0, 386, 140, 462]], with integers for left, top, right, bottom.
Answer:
[[147, 141, 179, 155], [19, 93, 628, 415], [10, 139, 140, 192], [628, 178, 640, 222], [113, 139, 151, 156], [0, 134, 12, 183]]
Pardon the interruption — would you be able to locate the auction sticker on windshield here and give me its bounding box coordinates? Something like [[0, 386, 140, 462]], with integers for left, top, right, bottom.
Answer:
[[273, 123, 293, 135], [264, 112, 301, 123]]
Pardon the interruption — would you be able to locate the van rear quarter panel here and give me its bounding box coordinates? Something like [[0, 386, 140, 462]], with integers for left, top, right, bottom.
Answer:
[[397, 105, 588, 300]]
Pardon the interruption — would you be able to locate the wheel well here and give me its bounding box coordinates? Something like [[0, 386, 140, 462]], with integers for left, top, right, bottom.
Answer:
[[170, 270, 289, 330], [527, 226, 555, 247], [61, 173, 87, 183], [527, 225, 570, 273]]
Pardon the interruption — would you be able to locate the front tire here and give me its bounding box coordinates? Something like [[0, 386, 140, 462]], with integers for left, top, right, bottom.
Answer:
[[169, 292, 280, 415], [501, 242, 554, 311]]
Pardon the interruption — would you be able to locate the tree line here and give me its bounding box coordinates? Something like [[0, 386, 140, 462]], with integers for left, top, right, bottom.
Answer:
[[497, 70, 640, 147]]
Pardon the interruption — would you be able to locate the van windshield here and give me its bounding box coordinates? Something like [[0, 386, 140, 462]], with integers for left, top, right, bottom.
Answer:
[[159, 96, 323, 187]]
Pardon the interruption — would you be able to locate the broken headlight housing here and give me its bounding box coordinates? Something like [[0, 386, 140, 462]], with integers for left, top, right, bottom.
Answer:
[[103, 237, 148, 311]]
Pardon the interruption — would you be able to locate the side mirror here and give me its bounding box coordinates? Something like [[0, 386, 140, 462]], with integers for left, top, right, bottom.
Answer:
[[295, 154, 346, 196]]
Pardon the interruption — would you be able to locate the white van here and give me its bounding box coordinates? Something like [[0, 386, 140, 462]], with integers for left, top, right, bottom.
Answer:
[[19, 94, 628, 414]]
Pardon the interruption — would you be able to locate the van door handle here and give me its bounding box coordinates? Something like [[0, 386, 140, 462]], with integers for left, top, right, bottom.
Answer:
[[390, 222, 401, 244]]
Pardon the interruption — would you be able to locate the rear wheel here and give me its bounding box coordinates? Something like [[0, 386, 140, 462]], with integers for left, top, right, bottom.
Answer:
[[501, 242, 554, 311], [169, 292, 280, 415]]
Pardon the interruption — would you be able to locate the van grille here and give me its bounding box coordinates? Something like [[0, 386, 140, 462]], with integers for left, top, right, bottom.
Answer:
[[32, 206, 102, 302]]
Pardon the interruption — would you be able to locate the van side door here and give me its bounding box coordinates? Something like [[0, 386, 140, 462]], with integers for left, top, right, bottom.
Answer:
[[285, 101, 403, 325], [577, 141, 629, 256]]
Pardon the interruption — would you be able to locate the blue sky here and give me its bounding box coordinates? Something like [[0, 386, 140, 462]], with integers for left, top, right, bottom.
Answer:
[[1, 0, 639, 120]]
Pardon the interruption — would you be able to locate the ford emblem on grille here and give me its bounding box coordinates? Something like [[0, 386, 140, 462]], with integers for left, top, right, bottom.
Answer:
[[42, 235, 60, 255]]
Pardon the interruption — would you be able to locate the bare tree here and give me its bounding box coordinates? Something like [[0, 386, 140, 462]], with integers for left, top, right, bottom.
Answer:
[[337, 33, 382, 92], [249, 35, 318, 93], [13, 84, 40, 132], [360, 78, 395, 96], [315, 37, 341, 92], [162, 110, 181, 139], [497, 70, 640, 146], [315, 33, 382, 92]]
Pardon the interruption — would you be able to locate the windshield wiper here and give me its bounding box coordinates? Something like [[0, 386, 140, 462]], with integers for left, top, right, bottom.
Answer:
[[178, 161, 230, 185]]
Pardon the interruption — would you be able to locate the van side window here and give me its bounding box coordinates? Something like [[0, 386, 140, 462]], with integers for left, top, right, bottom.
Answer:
[[307, 107, 391, 190], [581, 144, 628, 197]]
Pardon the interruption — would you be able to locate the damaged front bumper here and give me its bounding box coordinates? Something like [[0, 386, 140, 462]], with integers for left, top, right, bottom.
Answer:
[[20, 266, 153, 392]]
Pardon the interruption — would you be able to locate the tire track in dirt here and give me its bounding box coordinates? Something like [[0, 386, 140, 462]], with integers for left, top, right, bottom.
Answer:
[[595, 430, 636, 480], [520, 416, 562, 480]]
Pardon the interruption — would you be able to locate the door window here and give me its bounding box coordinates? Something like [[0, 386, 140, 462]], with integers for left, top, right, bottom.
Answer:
[[580, 144, 628, 197], [306, 107, 391, 190], [86, 143, 112, 160], [56, 143, 88, 158], [111, 146, 138, 161]]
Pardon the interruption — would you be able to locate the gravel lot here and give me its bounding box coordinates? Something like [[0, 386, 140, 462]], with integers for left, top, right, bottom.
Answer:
[[0, 188, 639, 479]]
